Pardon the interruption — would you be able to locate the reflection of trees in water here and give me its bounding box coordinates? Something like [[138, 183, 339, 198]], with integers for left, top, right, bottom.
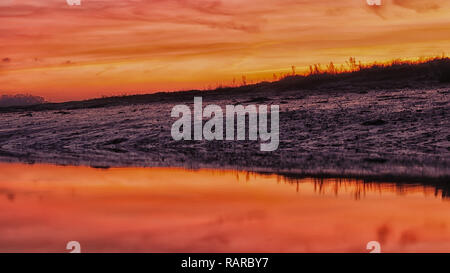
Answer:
[[309, 176, 447, 200], [307, 178, 444, 200], [246, 171, 450, 200]]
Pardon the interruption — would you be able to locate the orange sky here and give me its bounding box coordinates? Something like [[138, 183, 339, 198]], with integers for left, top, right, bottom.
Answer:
[[0, 0, 449, 101]]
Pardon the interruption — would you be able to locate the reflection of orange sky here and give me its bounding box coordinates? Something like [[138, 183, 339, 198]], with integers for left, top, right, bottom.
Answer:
[[1, 163, 450, 253], [0, 0, 449, 101]]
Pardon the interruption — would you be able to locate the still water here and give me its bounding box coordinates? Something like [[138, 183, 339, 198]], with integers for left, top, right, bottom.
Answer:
[[0, 163, 449, 253]]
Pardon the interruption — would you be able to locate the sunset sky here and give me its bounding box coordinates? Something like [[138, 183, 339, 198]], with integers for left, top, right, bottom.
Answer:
[[0, 0, 449, 101]]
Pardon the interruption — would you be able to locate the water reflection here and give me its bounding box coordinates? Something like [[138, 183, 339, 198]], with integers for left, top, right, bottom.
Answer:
[[0, 163, 449, 253], [279, 176, 448, 200]]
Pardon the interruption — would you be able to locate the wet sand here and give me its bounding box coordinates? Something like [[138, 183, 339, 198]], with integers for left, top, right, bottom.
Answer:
[[0, 87, 448, 181]]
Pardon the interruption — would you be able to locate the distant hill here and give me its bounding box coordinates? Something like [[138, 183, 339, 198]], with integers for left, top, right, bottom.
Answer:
[[0, 94, 45, 108]]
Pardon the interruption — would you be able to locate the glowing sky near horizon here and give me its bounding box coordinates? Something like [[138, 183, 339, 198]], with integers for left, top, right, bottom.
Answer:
[[0, 0, 450, 101]]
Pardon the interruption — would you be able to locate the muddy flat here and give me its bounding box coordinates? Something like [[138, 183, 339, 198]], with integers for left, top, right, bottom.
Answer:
[[0, 85, 448, 181]]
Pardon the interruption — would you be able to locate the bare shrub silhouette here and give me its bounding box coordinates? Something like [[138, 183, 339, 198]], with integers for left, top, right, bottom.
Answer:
[[273, 56, 450, 91], [242, 75, 247, 86]]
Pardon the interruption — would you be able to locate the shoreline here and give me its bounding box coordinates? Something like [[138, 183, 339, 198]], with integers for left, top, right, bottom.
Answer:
[[1, 59, 448, 184], [0, 87, 448, 181]]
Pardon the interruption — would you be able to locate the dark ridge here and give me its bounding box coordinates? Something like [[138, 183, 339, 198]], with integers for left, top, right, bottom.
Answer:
[[0, 57, 449, 113]]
